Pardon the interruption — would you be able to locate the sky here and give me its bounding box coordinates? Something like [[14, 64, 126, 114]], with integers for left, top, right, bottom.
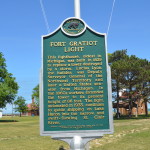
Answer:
[[0, 0, 150, 113]]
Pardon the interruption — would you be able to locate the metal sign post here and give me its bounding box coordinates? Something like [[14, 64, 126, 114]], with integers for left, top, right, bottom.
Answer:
[[74, 0, 81, 18]]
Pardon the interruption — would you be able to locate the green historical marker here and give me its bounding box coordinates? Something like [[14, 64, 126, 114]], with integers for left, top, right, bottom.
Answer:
[[40, 17, 113, 137]]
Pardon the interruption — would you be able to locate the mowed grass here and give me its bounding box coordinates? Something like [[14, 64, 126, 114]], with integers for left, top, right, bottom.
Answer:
[[0, 116, 150, 150], [0, 116, 69, 150], [90, 116, 150, 150]]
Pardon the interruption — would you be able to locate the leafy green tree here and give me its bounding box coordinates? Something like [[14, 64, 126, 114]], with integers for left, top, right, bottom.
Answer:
[[135, 59, 150, 116], [109, 49, 127, 63], [109, 50, 150, 117], [109, 49, 128, 118], [117, 55, 142, 117], [14, 96, 28, 117], [115, 55, 150, 117], [110, 61, 125, 118], [0, 52, 19, 108], [32, 84, 39, 106]]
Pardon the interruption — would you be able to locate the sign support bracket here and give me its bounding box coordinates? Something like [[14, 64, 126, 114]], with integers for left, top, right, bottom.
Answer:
[[53, 136, 103, 150]]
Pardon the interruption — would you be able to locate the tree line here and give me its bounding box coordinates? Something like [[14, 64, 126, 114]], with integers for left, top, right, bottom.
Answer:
[[0, 50, 150, 118]]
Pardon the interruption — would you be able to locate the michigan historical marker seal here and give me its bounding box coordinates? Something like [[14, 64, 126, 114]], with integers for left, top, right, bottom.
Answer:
[[61, 18, 86, 36]]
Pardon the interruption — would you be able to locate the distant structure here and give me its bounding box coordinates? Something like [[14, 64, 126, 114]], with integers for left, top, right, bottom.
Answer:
[[113, 89, 146, 116], [22, 98, 39, 116]]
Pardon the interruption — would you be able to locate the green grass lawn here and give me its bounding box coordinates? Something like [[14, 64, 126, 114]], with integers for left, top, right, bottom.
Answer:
[[0, 116, 69, 150], [90, 116, 150, 150], [0, 116, 150, 150]]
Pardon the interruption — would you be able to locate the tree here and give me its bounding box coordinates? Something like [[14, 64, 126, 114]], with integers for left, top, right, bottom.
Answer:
[[109, 49, 127, 63], [109, 50, 150, 117], [0, 52, 19, 108], [116, 55, 143, 117], [109, 49, 128, 118], [135, 59, 150, 116], [32, 84, 39, 106], [112, 54, 150, 117], [110, 61, 125, 118], [14, 96, 28, 117]]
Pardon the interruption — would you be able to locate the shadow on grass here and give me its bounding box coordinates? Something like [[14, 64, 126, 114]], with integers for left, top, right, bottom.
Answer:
[[114, 114, 150, 120], [0, 120, 18, 122]]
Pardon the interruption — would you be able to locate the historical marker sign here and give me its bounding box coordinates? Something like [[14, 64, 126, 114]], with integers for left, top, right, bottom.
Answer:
[[40, 18, 113, 138]]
